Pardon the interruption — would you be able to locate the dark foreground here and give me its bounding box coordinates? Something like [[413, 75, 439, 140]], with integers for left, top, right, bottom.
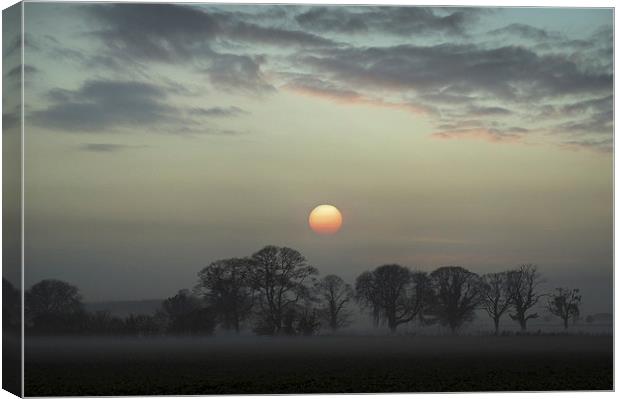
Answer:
[[25, 335, 612, 395]]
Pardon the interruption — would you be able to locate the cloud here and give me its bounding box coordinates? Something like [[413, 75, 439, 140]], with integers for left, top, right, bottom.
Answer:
[[295, 6, 483, 36], [225, 21, 338, 47], [3, 112, 19, 129], [561, 95, 612, 115], [189, 106, 248, 117], [87, 4, 337, 64], [87, 4, 219, 62], [5, 64, 39, 78], [302, 44, 611, 100], [3, 33, 40, 57], [206, 54, 275, 94], [32, 4, 612, 153], [30, 80, 178, 132], [431, 127, 524, 143], [78, 143, 148, 152], [284, 77, 435, 115], [488, 23, 562, 41], [560, 138, 613, 154], [466, 105, 512, 116], [554, 110, 612, 135], [539, 96, 613, 139]]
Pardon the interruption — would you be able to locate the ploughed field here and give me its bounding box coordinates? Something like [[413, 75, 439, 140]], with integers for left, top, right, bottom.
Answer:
[[25, 335, 612, 395]]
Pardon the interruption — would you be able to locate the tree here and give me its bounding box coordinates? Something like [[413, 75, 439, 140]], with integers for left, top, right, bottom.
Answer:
[[547, 288, 581, 330], [25, 279, 85, 334], [161, 289, 215, 335], [316, 275, 353, 332], [2, 278, 21, 333], [123, 314, 163, 336], [429, 266, 481, 334], [84, 310, 124, 335], [355, 264, 431, 333], [479, 272, 511, 335], [196, 258, 254, 333], [506, 264, 545, 331], [296, 305, 321, 336], [247, 245, 318, 335]]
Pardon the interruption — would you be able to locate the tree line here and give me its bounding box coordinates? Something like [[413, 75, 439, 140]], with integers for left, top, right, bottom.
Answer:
[[15, 245, 583, 336]]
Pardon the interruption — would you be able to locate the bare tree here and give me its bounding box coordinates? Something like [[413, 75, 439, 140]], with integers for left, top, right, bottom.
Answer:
[[506, 264, 545, 331], [547, 288, 581, 330], [25, 279, 85, 334], [247, 245, 318, 335], [479, 272, 511, 335], [429, 266, 481, 334], [196, 257, 254, 333], [316, 274, 353, 332], [161, 289, 216, 335], [355, 264, 430, 333]]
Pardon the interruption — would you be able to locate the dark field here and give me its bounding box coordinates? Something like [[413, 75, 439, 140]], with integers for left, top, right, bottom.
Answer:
[[25, 335, 613, 395]]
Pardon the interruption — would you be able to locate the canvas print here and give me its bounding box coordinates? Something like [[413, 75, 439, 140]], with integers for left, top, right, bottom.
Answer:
[[2, 1, 614, 396]]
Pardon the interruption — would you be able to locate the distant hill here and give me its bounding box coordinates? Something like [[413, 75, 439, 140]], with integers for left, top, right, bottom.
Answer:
[[84, 299, 163, 317]]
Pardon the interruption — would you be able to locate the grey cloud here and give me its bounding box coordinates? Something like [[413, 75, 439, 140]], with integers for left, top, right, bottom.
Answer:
[[78, 143, 148, 152], [555, 110, 612, 135], [562, 95, 612, 115], [284, 76, 363, 101], [5, 64, 39, 78], [225, 21, 338, 47], [562, 138, 613, 153], [302, 44, 611, 100], [3, 33, 40, 57], [206, 54, 275, 94], [488, 23, 561, 41], [431, 126, 525, 143], [30, 80, 178, 132], [540, 96, 613, 140], [295, 6, 482, 36], [421, 92, 475, 104], [88, 4, 219, 62], [189, 106, 248, 117], [87, 3, 336, 64], [3, 112, 19, 129], [467, 105, 512, 116]]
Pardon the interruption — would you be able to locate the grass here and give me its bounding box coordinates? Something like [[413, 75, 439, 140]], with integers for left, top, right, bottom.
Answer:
[[25, 334, 613, 395]]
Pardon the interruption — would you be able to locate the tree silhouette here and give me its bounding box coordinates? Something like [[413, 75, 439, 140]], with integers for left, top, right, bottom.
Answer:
[[196, 257, 254, 333], [161, 289, 215, 335], [429, 266, 481, 334], [316, 274, 353, 332], [247, 245, 317, 335], [506, 264, 544, 331], [547, 288, 581, 329], [84, 310, 124, 335], [296, 305, 321, 335], [479, 272, 511, 335], [25, 279, 85, 334], [2, 278, 21, 333], [355, 264, 431, 333], [123, 313, 163, 336]]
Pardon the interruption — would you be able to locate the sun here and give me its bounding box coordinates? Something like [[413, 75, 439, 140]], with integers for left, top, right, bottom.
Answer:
[[309, 205, 343, 235]]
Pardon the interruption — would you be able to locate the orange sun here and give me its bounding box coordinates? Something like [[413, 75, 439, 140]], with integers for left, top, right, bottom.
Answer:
[[309, 205, 343, 235]]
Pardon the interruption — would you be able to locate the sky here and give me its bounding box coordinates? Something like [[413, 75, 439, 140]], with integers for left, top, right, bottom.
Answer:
[[13, 3, 613, 314]]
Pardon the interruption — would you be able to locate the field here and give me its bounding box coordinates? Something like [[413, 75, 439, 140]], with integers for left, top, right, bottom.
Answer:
[[25, 335, 612, 395]]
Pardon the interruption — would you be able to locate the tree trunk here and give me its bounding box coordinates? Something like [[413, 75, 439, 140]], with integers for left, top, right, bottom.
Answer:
[[563, 317, 569, 330], [518, 314, 527, 331], [387, 310, 397, 334], [494, 318, 500, 336], [388, 319, 397, 334]]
